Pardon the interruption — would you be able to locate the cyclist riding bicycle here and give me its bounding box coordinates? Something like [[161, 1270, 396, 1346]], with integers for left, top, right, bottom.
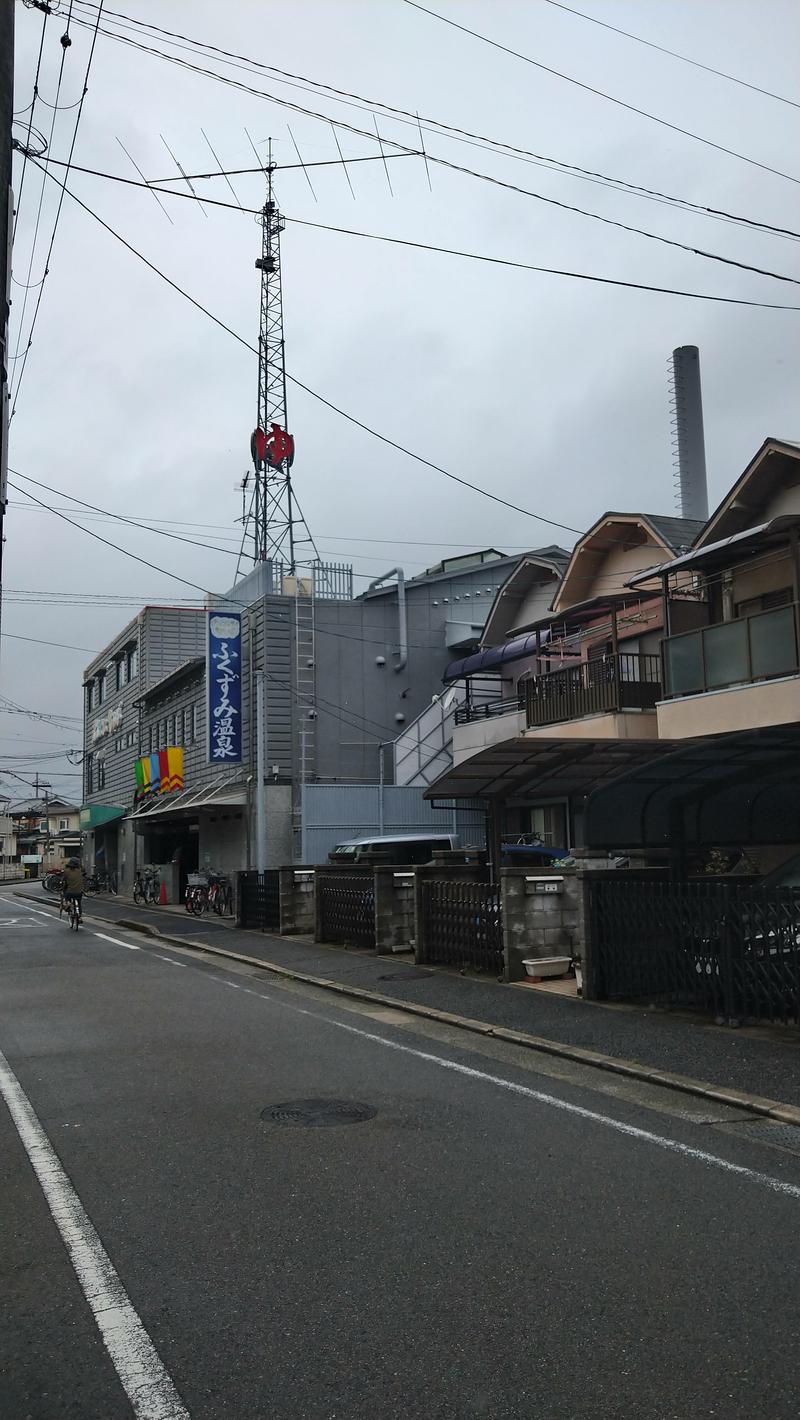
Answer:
[[61, 857, 86, 923]]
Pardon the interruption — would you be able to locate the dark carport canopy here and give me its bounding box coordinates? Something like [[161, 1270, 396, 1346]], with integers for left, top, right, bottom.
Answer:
[[426, 735, 673, 802], [584, 726, 800, 849]]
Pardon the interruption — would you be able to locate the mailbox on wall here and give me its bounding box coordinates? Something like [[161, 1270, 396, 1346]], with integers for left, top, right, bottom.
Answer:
[[524, 875, 565, 895]]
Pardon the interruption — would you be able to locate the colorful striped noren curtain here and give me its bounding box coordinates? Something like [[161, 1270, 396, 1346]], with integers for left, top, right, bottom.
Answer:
[[135, 747, 184, 797]]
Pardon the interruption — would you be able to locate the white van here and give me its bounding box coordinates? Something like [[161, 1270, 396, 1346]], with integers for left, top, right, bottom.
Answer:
[[328, 833, 458, 866]]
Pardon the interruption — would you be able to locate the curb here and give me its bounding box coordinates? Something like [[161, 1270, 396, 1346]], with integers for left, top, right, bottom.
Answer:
[[16, 891, 800, 1129], [113, 914, 800, 1129]]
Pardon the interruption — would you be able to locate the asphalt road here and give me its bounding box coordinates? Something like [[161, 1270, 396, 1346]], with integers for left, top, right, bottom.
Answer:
[[3, 892, 800, 1419]]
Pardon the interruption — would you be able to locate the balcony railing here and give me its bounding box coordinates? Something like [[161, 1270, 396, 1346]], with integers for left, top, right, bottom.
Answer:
[[455, 694, 524, 726], [526, 653, 662, 728], [663, 603, 800, 698]]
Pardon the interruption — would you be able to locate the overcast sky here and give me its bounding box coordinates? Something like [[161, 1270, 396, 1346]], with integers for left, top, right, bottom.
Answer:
[[4, 0, 800, 799]]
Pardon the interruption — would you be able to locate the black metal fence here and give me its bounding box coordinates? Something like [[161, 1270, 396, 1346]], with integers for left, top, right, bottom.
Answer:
[[420, 879, 503, 975], [237, 870, 281, 931], [317, 870, 376, 949], [589, 875, 800, 1023]]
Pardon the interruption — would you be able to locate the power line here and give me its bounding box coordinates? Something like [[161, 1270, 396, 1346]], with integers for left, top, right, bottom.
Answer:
[[25, 160, 588, 534], [10, 2, 73, 392], [67, 0, 800, 243], [539, 0, 800, 111], [30, 153, 800, 294], [1, 631, 97, 653], [56, 21, 800, 288], [11, 0, 103, 421], [12, 0, 49, 242], [402, 0, 800, 188], [7, 480, 242, 604]]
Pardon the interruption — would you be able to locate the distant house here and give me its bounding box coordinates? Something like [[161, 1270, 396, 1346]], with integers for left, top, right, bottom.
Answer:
[[9, 798, 82, 875]]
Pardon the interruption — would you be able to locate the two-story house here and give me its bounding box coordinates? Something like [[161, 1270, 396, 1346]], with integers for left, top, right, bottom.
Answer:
[[430, 513, 701, 860]]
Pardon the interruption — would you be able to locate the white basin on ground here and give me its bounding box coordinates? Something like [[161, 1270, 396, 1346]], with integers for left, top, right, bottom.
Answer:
[[522, 956, 572, 979]]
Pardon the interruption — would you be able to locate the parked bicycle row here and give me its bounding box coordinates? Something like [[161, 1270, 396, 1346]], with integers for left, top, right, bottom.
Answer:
[[42, 867, 118, 896], [185, 871, 233, 917]]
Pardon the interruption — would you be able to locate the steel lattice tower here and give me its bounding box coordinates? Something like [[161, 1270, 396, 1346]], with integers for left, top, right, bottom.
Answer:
[[252, 159, 299, 572]]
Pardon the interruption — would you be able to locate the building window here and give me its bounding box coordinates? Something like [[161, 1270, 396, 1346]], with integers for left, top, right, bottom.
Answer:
[[191, 704, 199, 742], [97, 760, 106, 791], [86, 682, 94, 713], [167, 714, 175, 745], [146, 725, 153, 753], [59, 818, 68, 831], [128, 645, 138, 681], [159, 719, 167, 748], [97, 671, 106, 705], [85, 755, 94, 796]]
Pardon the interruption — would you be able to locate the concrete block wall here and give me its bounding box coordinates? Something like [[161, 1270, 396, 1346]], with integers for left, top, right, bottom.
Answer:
[[374, 869, 416, 953], [279, 868, 315, 935], [500, 867, 587, 983]]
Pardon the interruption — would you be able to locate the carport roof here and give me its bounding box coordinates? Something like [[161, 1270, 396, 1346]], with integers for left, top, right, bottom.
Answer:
[[584, 726, 800, 849], [426, 734, 672, 801]]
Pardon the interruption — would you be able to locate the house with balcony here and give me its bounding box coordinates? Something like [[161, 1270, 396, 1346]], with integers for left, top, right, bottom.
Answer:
[[577, 437, 800, 869], [428, 512, 702, 859]]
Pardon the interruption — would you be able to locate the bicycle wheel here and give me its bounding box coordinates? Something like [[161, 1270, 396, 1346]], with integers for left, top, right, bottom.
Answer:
[[216, 885, 232, 916], [109, 871, 118, 895], [70, 900, 80, 931], [133, 882, 145, 906], [189, 888, 207, 916]]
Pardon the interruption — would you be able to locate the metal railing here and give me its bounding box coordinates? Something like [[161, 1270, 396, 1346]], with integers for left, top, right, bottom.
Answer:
[[317, 869, 376, 949], [662, 602, 800, 698], [455, 694, 523, 726], [419, 879, 503, 974], [237, 870, 280, 931], [526, 652, 662, 728], [589, 875, 800, 1023]]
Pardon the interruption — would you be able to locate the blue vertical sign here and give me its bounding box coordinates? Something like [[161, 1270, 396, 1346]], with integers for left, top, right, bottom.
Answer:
[[207, 611, 242, 764]]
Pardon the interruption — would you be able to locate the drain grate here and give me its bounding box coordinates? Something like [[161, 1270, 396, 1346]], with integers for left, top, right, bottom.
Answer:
[[377, 968, 432, 981], [722, 1119, 800, 1157], [261, 1098, 377, 1129]]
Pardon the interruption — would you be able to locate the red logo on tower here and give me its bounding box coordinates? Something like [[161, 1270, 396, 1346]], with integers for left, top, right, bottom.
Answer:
[[251, 424, 295, 471]]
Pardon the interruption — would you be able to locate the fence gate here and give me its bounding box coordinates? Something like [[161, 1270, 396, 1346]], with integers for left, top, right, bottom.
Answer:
[[589, 875, 800, 1023], [237, 870, 280, 931], [420, 879, 503, 975], [317, 870, 376, 949]]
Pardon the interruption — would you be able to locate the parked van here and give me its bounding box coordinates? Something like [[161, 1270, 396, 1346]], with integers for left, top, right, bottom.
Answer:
[[328, 833, 458, 866]]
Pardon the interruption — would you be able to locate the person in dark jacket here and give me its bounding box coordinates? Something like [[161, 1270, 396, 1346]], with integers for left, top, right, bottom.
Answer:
[[61, 857, 86, 921]]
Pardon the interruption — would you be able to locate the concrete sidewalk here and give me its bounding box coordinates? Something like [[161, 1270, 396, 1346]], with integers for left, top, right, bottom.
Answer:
[[15, 887, 800, 1110]]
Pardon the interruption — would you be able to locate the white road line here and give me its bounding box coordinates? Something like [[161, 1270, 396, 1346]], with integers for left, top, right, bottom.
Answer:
[[0, 1047, 190, 1420], [16, 907, 798, 1204], [0, 894, 57, 921], [94, 932, 140, 952]]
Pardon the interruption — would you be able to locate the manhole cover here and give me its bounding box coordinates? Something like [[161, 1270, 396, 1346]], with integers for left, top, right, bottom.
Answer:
[[378, 968, 432, 981], [261, 1098, 377, 1128]]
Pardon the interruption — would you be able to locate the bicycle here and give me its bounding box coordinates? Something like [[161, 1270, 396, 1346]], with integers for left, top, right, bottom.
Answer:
[[186, 873, 209, 915], [212, 878, 233, 917], [133, 868, 160, 906], [60, 893, 81, 930]]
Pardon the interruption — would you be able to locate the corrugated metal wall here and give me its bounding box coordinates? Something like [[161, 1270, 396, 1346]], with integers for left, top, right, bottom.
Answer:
[[300, 784, 486, 864], [242, 595, 295, 780]]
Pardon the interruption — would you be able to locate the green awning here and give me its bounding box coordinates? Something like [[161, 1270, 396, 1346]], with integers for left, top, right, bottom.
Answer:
[[80, 804, 127, 830]]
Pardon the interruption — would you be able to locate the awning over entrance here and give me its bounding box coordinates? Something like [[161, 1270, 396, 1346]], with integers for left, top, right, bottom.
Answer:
[[426, 735, 672, 802], [584, 726, 800, 849], [80, 804, 126, 830], [125, 777, 247, 822]]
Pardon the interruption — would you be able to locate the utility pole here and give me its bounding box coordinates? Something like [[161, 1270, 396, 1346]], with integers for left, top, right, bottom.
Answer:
[[0, 0, 14, 644]]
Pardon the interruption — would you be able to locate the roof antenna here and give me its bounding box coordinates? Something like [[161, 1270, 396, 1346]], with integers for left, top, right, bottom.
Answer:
[[115, 137, 173, 224], [160, 134, 208, 217], [373, 114, 394, 196], [416, 111, 433, 191], [330, 122, 356, 199], [200, 127, 244, 210], [287, 124, 318, 202]]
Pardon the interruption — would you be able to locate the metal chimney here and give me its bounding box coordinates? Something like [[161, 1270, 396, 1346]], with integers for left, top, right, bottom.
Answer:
[[669, 345, 709, 522]]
